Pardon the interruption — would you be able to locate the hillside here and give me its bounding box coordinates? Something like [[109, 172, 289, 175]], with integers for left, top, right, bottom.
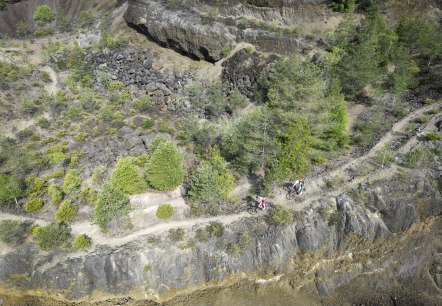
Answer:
[[0, 0, 441, 305]]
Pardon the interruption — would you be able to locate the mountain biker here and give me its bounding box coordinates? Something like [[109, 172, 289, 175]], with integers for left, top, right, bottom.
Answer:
[[293, 179, 306, 195], [257, 194, 267, 210]]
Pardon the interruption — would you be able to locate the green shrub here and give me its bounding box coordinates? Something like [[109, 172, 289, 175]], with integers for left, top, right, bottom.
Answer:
[[48, 183, 63, 206], [134, 96, 151, 112], [143, 263, 153, 272], [426, 132, 442, 141], [72, 234, 91, 250], [330, 0, 355, 13], [226, 243, 241, 256], [33, 5, 55, 25], [77, 11, 94, 27], [55, 200, 78, 222], [74, 132, 88, 141], [423, 98, 436, 105], [0, 61, 23, 87], [79, 187, 97, 205], [168, 228, 185, 241], [415, 115, 429, 124], [91, 165, 107, 188], [110, 157, 148, 195], [25, 176, 47, 198], [156, 204, 174, 220], [94, 182, 131, 230], [221, 45, 231, 58], [16, 21, 28, 37], [195, 228, 208, 242], [34, 27, 53, 37], [147, 141, 185, 190], [46, 144, 67, 165], [37, 117, 50, 128], [269, 205, 293, 225], [62, 169, 82, 196], [328, 210, 343, 226], [238, 232, 251, 249], [106, 33, 128, 49], [25, 198, 45, 212], [157, 119, 174, 134], [44, 169, 65, 180], [0, 0, 6, 11], [0, 174, 21, 205], [142, 118, 155, 130], [34, 222, 70, 251], [0, 220, 31, 244], [207, 221, 224, 237]]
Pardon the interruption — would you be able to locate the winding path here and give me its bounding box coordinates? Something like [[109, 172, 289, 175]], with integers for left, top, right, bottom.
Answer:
[[0, 103, 440, 249]]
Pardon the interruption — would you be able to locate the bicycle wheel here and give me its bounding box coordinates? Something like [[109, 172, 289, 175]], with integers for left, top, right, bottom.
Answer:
[[247, 206, 258, 215], [286, 191, 296, 200]]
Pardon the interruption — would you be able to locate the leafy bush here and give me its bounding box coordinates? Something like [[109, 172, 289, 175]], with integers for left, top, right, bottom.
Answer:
[[207, 221, 224, 237], [168, 228, 185, 241], [62, 169, 82, 197], [142, 118, 155, 130], [34, 27, 53, 37], [16, 21, 28, 37], [106, 33, 128, 49], [269, 205, 293, 225], [79, 187, 98, 205], [0, 0, 6, 11], [74, 132, 88, 141], [0, 174, 21, 205], [34, 222, 70, 251], [46, 144, 67, 165], [77, 11, 94, 27], [110, 157, 148, 195], [134, 96, 151, 112], [48, 183, 63, 206], [91, 165, 107, 188], [72, 234, 91, 250], [423, 98, 436, 105], [226, 243, 241, 256], [426, 132, 442, 141], [221, 45, 231, 58], [94, 183, 131, 231], [0, 220, 31, 244], [330, 0, 355, 12], [55, 200, 78, 222], [33, 5, 55, 25], [238, 232, 251, 249], [37, 117, 50, 128], [156, 204, 174, 220], [195, 228, 208, 242], [0, 61, 23, 87], [25, 198, 44, 212], [146, 141, 186, 190], [188, 149, 235, 208]]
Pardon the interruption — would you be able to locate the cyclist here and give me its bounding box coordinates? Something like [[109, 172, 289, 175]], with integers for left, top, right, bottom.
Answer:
[[293, 179, 306, 195], [257, 194, 267, 210]]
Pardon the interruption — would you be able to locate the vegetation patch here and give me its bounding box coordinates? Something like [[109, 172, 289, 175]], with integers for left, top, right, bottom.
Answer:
[[110, 157, 148, 195], [55, 200, 79, 222], [168, 228, 185, 241], [268, 205, 293, 225], [0, 220, 32, 244], [33, 222, 70, 251], [72, 234, 91, 250], [156, 204, 174, 220], [94, 183, 131, 231], [25, 198, 45, 212]]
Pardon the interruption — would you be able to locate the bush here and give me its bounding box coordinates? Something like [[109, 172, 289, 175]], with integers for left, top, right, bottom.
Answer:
[[110, 157, 148, 195], [0, 174, 21, 205], [221, 45, 231, 58], [146, 141, 186, 190], [238, 232, 251, 249], [77, 11, 94, 27], [0, 0, 5, 11], [141, 118, 155, 129], [62, 169, 82, 197], [55, 200, 78, 222], [37, 117, 50, 128], [0, 61, 23, 87], [423, 98, 436, 105], [79, 187, 97, 205], [0, 220, 31, 244], [328, 210, 343, 226], [33, 5, 55, 25], [226, 243, 241, 256], [168, 228, 185, 241], [156, 204, 174, 220], [426, 132, 442, 141], [25, 198, 45, 212], [34, 27, 53, 37], [207, 221, 224, 237], [48, 183, 63, 206], [46, 144, 67, 165], [72, 234, 91, 250], [106, 33, 128, 49], [195, 228, 208, 242], [269, 205, 293, 225], [134, 96, 151, 112], [330, 0, 355, 12], [94, 183, 131, 231], [91, 165, 107, 188], [34, 222, 70, 251], [16, 21, 28, 37]]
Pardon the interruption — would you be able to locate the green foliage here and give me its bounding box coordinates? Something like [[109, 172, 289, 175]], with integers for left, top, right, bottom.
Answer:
[[0, 174, 21, 205], [25, 176, 47, 198], [0, 61, 23, 87], [62, 169, 82, 197], [134, 96, 151, 112], [55, 200, 78, 222], [328, 210, 343, 226], [195, 228, 208, 242], [55, 10, 71, 32], [33, 5, 55, 25], [72, 234, 91, 250], [34, 222, 70, 251], [238, 232, 251, 249], [142, 118, 155, 130], [221, 45, 231, 58], [79, 187, 97, 205], [78, 11, 94, 28], [16, 21, 28, 37], [110, 157, 148, 195], [207, 221, 224, 237], [91, 165, 107, 188], [48, 183, 63, 206], [146, 141, 186, 190], [177, 119, 219, 154], [94, 182, 131, 230], [0, 220, 31, 244], [74, 132, 88, 141], [24, 198, 44, 212], [188, 149, 235, 208], [374, 144, 393, 167], [0, 0, 5, 11], [46, 144, 67, 165], [226, 243, 241, 256], [330, 0, 355, 12], [156, 204, 174, 220], [426, 132, 442, 141], [403, 147, 440, 168], [37, 117, 50, 129], [34, 27, 53, 37], [168, 228, 185, 241], [106, 33, 128, 49], [424, 98, 436, 105], [269, 205, 293, 225]]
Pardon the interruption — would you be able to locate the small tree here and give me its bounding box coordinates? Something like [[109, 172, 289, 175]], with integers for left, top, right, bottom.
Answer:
[[62, 169, 82, 197], [72, 234, 91, 250], [0, 174, 21, 206], [25, 198, 45, 212], [33, 5, 55, 26], [34, 222, 70, 251], [94, 182, 131, 231], [48, 183, 63, 206], [55, 200, 79, 222], [16, 21, 28, 38], [156, 204, 174, 220], [147, 141, 186, 190], [110, 157, 148, 195]]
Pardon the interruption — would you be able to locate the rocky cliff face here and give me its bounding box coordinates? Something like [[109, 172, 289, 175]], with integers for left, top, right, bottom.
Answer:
[[0, 175, 440, 304], [124, 0, 329, 62]]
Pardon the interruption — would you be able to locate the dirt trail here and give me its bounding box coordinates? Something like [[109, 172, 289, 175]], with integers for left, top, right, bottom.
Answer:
[[0, 103, 439, 249], [40, 66, 58, 95]]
